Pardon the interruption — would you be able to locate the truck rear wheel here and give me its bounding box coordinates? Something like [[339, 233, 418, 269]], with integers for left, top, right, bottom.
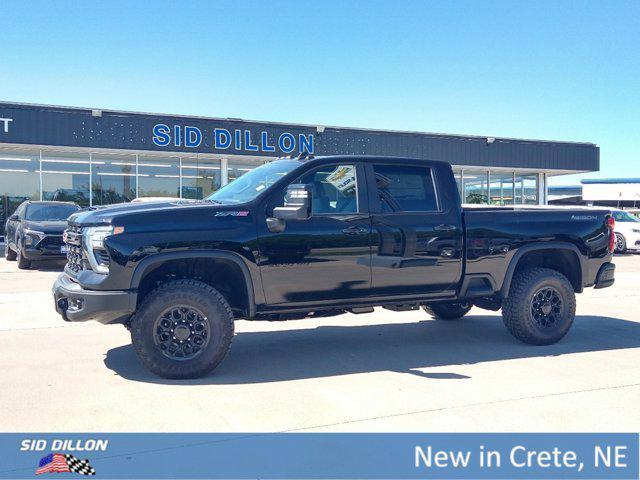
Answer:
[[423, 301, 472, 320], [130, 279, 234, 379], [502, 267, 576, 345]]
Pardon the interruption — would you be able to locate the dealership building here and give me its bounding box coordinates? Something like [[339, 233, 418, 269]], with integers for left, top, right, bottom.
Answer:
[[0, 101, 600, 223]]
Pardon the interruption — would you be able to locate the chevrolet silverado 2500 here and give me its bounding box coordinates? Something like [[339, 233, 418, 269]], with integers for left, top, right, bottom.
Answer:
[[53, 156, 616, 378]]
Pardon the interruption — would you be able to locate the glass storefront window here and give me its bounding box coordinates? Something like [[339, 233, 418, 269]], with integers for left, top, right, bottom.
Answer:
[[40, 151, 91, 207], [489, 172, 515, 205], [137, 155, 180, 199], [514, 174, 539, 204], [453, 170, 462, 200], [0, 149, 40, 224], [522, 175, 539, 204], [463, 169, 489, 204], [180, 157, 222, 199], [92, 153, 137, 205]]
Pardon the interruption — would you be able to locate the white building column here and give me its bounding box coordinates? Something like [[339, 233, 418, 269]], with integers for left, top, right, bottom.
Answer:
[[538, 173, 547, 205], [221, 158, 229, 186]]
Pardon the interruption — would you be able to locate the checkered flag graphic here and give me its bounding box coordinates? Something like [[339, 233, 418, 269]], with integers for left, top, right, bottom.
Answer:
[[64, 454, 96, 476]]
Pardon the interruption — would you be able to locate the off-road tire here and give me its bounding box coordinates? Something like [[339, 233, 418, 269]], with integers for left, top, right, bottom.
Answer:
[[130, 279, 234, 379], [4, 243, 16, 261], [16, 243, 31, 269], [615, 233, 627, 254], [502, 267, 576, 345], [423, 301, 472, 320]]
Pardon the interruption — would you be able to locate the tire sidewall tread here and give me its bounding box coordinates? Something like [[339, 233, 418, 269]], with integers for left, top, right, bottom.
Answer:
[[503, 267, 576, 345], [131, 279, 234, 379]]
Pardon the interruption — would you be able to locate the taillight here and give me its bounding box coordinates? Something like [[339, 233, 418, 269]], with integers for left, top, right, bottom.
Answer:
[[607, 216, 615, 253]]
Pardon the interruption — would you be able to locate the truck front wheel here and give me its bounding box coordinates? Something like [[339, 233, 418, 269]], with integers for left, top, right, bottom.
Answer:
[[130, 279, 234, 379], [502, 267, 576, 345], [5, 244, 17, 261], [423, 301, 472, 320]]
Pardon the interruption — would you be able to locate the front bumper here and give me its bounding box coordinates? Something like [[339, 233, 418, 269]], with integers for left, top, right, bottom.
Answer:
[[23, 246, 67, 260], [594, 262, 615, 289], [52, 273, 137, 324]]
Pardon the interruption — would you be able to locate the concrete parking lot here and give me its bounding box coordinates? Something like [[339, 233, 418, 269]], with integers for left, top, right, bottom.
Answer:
[[0, 253, 638, 432]]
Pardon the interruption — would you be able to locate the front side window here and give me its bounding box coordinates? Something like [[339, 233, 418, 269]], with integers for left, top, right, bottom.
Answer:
[[298, 164, 359, 215], [374, 164, 438, 212]]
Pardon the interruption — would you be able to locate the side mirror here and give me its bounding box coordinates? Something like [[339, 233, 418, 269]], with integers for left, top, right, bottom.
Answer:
[[8, 214, 19, 221], [273, 184, 312, 221]]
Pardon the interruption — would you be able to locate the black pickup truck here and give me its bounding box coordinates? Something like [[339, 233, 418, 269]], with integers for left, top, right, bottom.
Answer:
[[53, 156, 616, 378]]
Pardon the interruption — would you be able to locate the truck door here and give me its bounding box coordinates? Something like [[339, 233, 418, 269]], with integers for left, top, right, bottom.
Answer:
[[257, 162, 372, 305], [366, 162, 463, 297]]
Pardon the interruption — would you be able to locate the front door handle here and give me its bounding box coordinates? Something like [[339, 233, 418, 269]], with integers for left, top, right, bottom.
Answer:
[[434, 224, 456, 232], [342, 225, 368, 235]]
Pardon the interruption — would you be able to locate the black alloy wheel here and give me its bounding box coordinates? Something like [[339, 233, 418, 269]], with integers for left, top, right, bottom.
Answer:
[[153, 305, 211, 361]]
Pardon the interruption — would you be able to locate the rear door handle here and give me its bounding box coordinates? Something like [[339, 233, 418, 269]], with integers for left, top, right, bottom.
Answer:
[[342, 225, 368, 235], [434, 224, 457, 232]]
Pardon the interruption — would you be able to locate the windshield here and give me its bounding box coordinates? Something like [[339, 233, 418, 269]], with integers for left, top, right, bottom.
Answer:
[[613, 211, 640, 222], [207, 160, 301, 204], [25, 203, 80, 221]]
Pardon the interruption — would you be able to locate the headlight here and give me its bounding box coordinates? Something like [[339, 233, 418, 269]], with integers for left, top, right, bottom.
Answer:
[[23, 228, 45, 246], [82, 225, 123, 274], [83, 226, 114, 250]]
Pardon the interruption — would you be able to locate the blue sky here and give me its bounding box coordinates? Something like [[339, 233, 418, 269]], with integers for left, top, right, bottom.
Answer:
[[1, 0, 638, 185]]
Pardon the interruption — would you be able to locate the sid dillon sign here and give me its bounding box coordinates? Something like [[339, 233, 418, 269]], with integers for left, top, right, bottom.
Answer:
[[152, 124, 314, 155]]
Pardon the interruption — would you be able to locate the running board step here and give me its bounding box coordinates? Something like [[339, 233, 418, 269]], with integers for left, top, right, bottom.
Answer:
[[348, 307, 375, 314], [383, 304, 420, 312]]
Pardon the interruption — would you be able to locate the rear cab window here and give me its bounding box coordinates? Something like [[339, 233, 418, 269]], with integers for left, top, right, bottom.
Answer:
[[373, 164, 439, 212]]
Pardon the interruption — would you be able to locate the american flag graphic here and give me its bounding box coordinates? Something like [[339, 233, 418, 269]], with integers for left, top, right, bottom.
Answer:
[[36, 453, 96, 476], [36, 454, 70, 475]]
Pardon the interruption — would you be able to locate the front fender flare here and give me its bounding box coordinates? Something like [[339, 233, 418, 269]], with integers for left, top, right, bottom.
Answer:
[[129, 250, 258, 318]]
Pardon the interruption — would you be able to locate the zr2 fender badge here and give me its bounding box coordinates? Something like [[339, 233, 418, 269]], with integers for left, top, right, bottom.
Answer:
[[214, 211, 250, 217]]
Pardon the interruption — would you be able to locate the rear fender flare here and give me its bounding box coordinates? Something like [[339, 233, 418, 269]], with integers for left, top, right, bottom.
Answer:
[[500, 242, 585, 298]]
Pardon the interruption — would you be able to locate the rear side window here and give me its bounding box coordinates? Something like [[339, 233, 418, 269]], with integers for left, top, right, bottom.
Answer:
[[373, 164, 438, 212]]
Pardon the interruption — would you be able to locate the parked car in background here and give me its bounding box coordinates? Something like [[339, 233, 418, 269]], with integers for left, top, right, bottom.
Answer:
[[4, 201, 80, 269], [612, 209, 640, 253]]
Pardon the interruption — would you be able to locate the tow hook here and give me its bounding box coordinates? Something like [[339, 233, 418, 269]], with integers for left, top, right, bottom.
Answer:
[[57, 297, 68, 311], [56, 298, 70, 321]]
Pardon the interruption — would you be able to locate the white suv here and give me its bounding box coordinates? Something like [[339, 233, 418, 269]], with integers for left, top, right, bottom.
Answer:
[[612, 209, 640, 253]]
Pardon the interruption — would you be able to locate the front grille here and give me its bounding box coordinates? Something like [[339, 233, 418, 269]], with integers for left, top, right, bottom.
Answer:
[[64, 224, 85, 274], [40, 235, 64, 248]]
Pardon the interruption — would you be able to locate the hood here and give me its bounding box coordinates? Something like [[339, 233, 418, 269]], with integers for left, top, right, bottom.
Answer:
[[23, 220, 68, 234], [68, 199, 214, 225]]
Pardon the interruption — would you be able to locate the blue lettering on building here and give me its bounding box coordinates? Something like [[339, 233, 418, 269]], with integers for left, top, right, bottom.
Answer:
[[184, 126, 202, 148], [152, 124, 171, 147], [244, 130, 259, 151], [214, 128, 231, 149], [261, 131, 276, 152], [152, 124, 314, 154], [278, 132, 296, 153]]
